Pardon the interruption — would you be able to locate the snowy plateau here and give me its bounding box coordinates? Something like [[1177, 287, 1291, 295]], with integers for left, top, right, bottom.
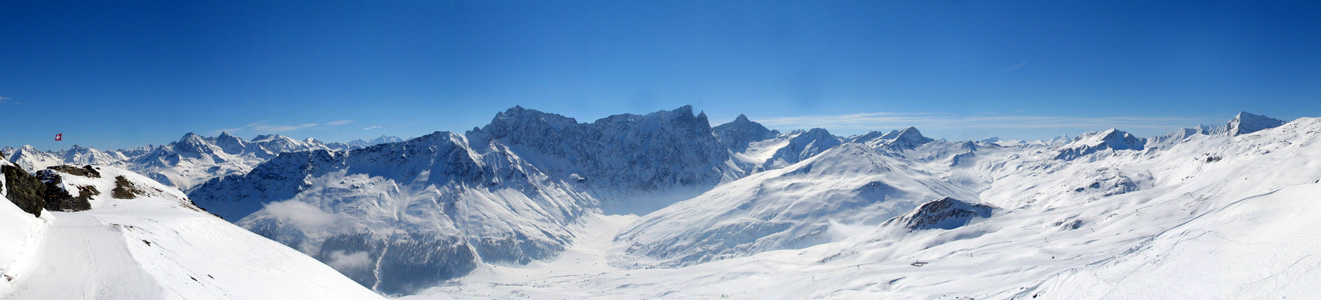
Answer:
[[5, 108, 1321, 299]]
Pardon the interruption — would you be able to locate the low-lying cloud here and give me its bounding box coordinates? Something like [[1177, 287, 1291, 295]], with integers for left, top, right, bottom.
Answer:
[[261, 200, 340, 229], [757, 112, 1196, 132], [214, 119, 355, 135], [325, 250, 374, 273]]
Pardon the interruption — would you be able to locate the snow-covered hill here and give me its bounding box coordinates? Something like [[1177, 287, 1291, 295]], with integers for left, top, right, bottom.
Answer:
[[0, 162, 381, 300], [617, 143, 977, 266]]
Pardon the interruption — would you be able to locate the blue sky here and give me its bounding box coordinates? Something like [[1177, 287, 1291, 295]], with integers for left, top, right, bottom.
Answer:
[[4, 1, 1321, 151]]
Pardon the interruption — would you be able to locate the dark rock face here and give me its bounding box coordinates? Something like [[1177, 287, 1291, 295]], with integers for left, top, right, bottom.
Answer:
[[374, 232, 477, 296], [112, 175, 149, 199], [36, 170, 91, 212], [886, 197, 994, 230], [474, 105, 732, 193], [713, 114, 778, 152], [3, 164, 47, 217], [46, 165, 101, 178]]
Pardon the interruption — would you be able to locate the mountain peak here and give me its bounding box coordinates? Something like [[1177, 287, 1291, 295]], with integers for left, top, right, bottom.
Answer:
[[888, 127, 933, 146], [1228, 111, 1285, 136], [714, 113, 776, 152], [180, 132, 203, 141], [1055, 128, 1145, 160]]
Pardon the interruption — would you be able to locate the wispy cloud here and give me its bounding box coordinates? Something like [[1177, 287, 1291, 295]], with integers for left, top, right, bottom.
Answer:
[[213, 119, 356, 135], [1004, 62, 1027, 71], [0, 96, 25, 105], [758, 112, 1196, 133], [363, 125, 382, 131]]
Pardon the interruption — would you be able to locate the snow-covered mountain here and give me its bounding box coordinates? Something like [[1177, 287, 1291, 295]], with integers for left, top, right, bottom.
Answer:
[[713, 114, 780, 153], [189, 131, 596, 295], [31, 106, 1303, 299], [732, 128, 842, 173], [4, 132, 350, 191], [1227, 111, 1286, 135], [400, 110, 1319, 300], [1053, 128, 1146, 160], [0, 161, 381, 299], [469, 105, 741, 214]]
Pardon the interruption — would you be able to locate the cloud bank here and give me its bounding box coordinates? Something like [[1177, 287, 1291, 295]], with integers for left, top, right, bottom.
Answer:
[[758, 112, 1196, 133], [214, 119, 355, 135]]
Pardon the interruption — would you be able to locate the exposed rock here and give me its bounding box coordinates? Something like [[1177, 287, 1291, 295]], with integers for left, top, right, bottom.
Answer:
[[113, 175, 149, 199], [47, 165, 101, 178], [886, 197, 994, 230], [3, 164, 46, 217], [36, 170, 91, 212], [714, 114, 779, 152]]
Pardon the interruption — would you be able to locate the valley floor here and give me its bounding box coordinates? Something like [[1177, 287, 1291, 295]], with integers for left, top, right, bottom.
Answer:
[[408, 183, 1321, 300]]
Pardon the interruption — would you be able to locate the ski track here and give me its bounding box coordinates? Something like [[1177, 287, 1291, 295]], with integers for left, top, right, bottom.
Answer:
[[3, 212, 165, 300]]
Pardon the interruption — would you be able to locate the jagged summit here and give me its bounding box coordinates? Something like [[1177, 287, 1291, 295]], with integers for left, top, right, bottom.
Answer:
[[1228, 111, 1285, 136], [714, 113, 778, 152]]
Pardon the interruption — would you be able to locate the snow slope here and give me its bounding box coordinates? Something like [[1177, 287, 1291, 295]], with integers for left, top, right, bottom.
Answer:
[[618, 143, 978, 266], [0, 165, 381, 300]]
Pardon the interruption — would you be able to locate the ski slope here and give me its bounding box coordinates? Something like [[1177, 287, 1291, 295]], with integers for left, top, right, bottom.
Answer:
[[0, 165, 382, 300]]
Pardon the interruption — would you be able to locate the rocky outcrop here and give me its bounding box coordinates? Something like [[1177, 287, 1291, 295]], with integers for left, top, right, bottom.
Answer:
[[3, 164, 47, 217], [885, 197, 994, 230]]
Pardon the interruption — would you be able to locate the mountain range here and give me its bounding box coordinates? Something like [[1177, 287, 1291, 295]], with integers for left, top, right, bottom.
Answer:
[[6, 107, 1319, 299]]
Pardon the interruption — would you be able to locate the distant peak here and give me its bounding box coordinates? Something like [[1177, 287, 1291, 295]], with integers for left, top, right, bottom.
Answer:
[[734, 114, 750, 123], [1228, 112, 1285, 136], [179, 132, 206, 142]]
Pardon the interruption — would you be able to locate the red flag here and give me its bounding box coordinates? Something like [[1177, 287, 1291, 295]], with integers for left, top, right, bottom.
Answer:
[[55, 133, 62, 141]]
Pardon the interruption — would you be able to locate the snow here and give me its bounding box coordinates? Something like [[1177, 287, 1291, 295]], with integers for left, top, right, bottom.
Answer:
[[13, 106, 1314, 299], [0, 165, 381, 300], [189, 132, 596, 295], [393, 113, 1321, 299], [1227, 111, 1286, 136]]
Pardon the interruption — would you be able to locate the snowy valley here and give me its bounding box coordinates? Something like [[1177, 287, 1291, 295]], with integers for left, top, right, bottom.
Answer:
[[5, 107, 1321, 299]]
